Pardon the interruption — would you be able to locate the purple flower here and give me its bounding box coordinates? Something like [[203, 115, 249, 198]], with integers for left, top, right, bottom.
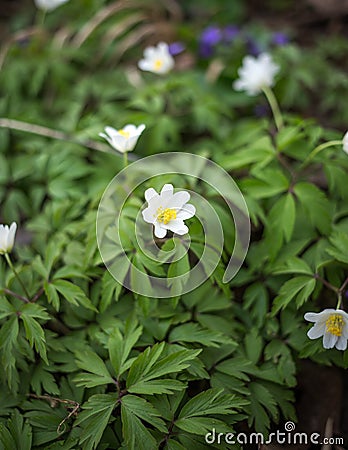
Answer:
[[254, 104, 269, 118], [246, 37, 262, 56], [168, 42, 185, 56], [199, 25, 222, 57], [223, 25, 239, 42], [272, 32, 289, 46]]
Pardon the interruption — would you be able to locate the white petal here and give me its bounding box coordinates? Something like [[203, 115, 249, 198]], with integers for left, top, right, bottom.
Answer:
[[343, 131, 348, 154], [143, 46, 157, 59], [111, 135, 127, 153], [160, 184, 174, 204], [335, 336, 348, 351], [0, 225, 6, 253], [307, 322, 325, 340], [176, 203, 196, 220], [233, 79, 245, 92], [154, 224, 167, 238], [167, 191, 190, 209], [304, 309, 334, 322], [161, 184, 174, 195], [7, 222, 17, 252], [142, 207, 157, 224], [323, 332, 338, 349], [122, 124, 137, 134], [138, 59, 153, 72], [337, 309, 348, 321], [125, 136, 139, 152], [104, 126, 118, 137], [137, 124, 146, 134], [167, 220, 188, 235], [145, 188, 159, 202]]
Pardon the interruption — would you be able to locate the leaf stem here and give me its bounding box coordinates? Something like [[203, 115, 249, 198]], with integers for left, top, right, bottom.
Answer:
[[262, 86, 283, 132], [301, 140, 342, 168], [123, 151, 128, 168], [0, 118, 138, 161], [336, 276, 348, 309], [27, 393, 79, 434], [4, 253, 31, 299], [2, 288, 29, 303]]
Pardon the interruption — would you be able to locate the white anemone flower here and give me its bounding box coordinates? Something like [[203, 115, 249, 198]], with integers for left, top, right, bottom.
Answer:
[[99, 124, 145, 154], [142, 184, 195, 238], [0, 222, 17, 255], [138, 42, 174, 75], [304, 308, 348, 351], [233, 53, 280, 96], [342, 131, 348, 154], [34, 0, 69, 11]]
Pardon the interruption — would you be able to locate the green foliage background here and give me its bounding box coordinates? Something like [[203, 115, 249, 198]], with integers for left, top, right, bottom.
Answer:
[[0, 0, 348, 448]]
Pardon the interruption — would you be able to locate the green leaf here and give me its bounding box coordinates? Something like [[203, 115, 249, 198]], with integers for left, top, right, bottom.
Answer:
[[75, 393, 117, 450], [0, 316, 19, 388], [100, 271, 122, 312], [121, 400, 158, 450], [247, 382, 278, 434], [294, 182, 332, 234], [74, 350, 114, 387], [178, 389, 237, 419], [272, 276, 316, 314], [244, 329, 263, 364], [0, 410, 32, 450], [52, 279, 97, 312], [108, 318, 143, 377], [272, 256, 313, 275], [240, 169, 289, 199], [0, 296, 16, 319], [175, 417, 230, 435], [43, 281, 60, 310], [326, 231, 348, 264], [169, 323, 229, 347], [121, 395, 167, 432], [127, 379, 186, 395], [20, 315, 48, 364], [127, 344, 200, 394]]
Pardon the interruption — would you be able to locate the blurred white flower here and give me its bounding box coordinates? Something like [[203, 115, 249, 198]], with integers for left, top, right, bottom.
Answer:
[[304, 308, 348, 351], [34, 0, 69, 11], [142, 184, 195, 238], [99, 124, 145, 154], [233, 53, 279, 96], [138, 42, 174, 75], [342, 131, 348, 154], [0, 222, 17, 255]]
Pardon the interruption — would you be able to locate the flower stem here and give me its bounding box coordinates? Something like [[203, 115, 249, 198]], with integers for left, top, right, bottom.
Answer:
[[262, 86, 283, 132], [36, 9, 47, 28], [4, 253, 31, 300], [301, 140, 342, 168], [336, 276, 348, 310], [123, 152, 128, 168]]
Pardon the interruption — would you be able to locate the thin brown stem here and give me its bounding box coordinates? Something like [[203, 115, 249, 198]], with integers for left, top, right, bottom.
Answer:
[[314, 273, 339, 293], [2, 288, 29, 303], [27, 394, 79, 434], [31, 287, 44, 302], [339, 276, 348, 294], [0, 118, 109, 154]]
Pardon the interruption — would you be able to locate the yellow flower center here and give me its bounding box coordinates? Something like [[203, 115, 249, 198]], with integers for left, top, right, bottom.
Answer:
[[156, 207, 177, 224], [326, 314, 345, 336], [118, 129, 130, 138], [154, 59, 163, 71]]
